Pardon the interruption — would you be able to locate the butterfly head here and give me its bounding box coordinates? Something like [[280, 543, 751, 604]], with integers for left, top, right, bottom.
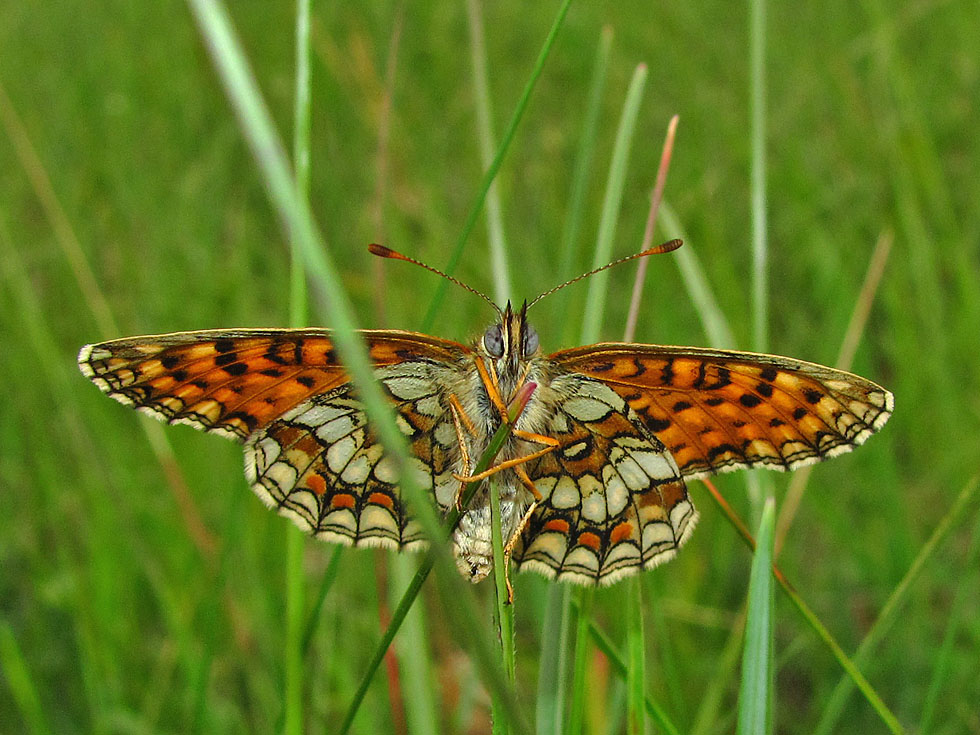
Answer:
[[479, 300, 540, 376]]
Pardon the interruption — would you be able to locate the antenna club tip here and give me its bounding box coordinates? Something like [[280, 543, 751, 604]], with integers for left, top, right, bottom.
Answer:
[[368, 243, 395, 258], [648, 238, 683, 255], [369, 243, 413, 261]]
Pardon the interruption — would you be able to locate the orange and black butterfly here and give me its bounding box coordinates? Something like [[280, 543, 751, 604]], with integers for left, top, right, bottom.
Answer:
[[78, 242, 892, 586]]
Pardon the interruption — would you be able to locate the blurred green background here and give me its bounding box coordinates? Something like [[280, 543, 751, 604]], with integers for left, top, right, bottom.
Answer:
[[1, 1, 978, 733]]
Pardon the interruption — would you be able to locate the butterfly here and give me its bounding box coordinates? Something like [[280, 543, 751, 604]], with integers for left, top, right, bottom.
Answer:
[[78, 242, 893, 586]]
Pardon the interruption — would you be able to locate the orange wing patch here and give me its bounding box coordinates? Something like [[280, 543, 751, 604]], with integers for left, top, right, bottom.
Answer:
[[552, 344, 893, 479]]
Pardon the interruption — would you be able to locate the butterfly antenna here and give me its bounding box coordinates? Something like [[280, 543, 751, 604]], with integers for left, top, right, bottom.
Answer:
[[527, 239, 683, 308], [368, 244, 501, 315]]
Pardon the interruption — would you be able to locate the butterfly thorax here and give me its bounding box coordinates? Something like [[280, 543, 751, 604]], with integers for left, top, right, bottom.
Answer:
[[451, 301, 548, 581]]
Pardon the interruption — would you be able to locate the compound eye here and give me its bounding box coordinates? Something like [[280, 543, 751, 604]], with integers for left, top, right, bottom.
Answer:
[[523, 326, 539, 357], [483, 324, 504, 357]]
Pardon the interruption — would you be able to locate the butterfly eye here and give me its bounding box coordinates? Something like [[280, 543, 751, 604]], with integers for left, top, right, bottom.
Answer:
[[483, 324, 504, 357], [523, 326, 539, 357]]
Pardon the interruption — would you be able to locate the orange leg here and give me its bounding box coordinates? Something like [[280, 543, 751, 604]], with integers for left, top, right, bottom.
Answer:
[[474, 357, 509, 419]]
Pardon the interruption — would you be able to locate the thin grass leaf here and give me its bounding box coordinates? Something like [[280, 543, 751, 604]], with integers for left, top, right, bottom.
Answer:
[[919, 501, 980, 733], [556, 26, 612, 346], [391, 554, 441, 735], [737, 497, 775, 735], [565, 601, 680, 735], [466, 0, 512, 305], [813, 476, 980, 735], [579, 63, 647, 344], [536, 582, 572, 735], [0, 619, 51, 735], [283, 1, 313, 731], [421, 0, 574, 332], [490, 479, 515, 735], [702, 478, 904, 734], [748, 0, 768, 354], [625, 578, 646, 735], [566, 587, 594, 735]]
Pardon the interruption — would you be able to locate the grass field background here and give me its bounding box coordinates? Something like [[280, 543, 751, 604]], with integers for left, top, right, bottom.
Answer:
[[1, 1, 978, 733]]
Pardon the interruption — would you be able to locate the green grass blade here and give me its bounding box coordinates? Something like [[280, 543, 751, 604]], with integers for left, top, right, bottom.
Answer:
[[579, 63, 647, 344], [421, 0, 574, 331], [748, 0, 768, 354], [736, 498, 775, 735], [919, 499, 980, 733], [536, 583, 572, 735], [391, 555, 441, 735], [813, 476, 980, 735], [0, 619, 51, 735], [566, 587, 594, 735], [555, 26, 612, 344], [466, 0, 512, 305], [489, 480, 515, 735], [656, 202, 737, 349], [625, 578, 646, 735]]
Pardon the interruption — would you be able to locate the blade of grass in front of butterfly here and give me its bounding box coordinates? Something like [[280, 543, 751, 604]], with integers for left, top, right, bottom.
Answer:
[[420, 0, 573, 332], [813, 475, 980, 735], [184, 0, 441, 552], [184, 5, 527, 731], [578, 63, 647, 345], [282, 1, 313, 732], [736, 498, 774, 735], [464, 5, 517, 723], [919, 501, 980, 733], [489, 481, 514, 735], [341, 403, 536, 735]]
